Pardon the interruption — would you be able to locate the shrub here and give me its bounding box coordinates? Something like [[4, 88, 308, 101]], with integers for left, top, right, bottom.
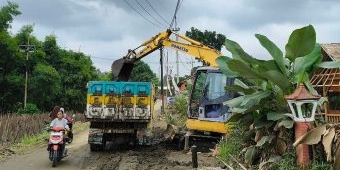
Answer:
[[218, 126, 246, 166], [166, 91, 189, 127], [16, 103, 40, 115]]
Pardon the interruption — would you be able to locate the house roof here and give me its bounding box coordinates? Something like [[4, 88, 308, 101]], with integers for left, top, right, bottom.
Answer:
[[311, 43, 340, 87], [321, 43, 340, 61], [284, 84, 321, 100]]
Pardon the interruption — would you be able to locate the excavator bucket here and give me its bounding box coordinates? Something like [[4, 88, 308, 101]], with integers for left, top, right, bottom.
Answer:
[[111, 58, 134, 81], [163, 124, 179, 140]]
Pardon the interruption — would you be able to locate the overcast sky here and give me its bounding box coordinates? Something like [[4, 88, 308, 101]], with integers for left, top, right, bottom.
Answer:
[[3, 0, 340, 77]]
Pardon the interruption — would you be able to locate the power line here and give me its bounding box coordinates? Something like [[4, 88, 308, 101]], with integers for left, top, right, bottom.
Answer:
[[90, 55, 198, 65], [90, 56, 114, 60], [169, 0, 182, 29], [178, 56, 196, 72], [133, 0, 168, 28], [155, 1, 172, 15], [179, 0, 184, 11], [144, 0, 171, 26], [122, 0, 164, 29]]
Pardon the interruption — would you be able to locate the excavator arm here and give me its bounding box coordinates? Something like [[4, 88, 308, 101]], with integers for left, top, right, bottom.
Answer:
[[111, 29, 222, 81]]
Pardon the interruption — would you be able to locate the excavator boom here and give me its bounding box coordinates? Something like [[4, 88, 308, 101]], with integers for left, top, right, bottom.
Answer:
[[111, 29, 221, 81]]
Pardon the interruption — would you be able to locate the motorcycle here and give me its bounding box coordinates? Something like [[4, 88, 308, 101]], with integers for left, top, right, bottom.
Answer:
[[47, 126, 68, 167], [64, 114, 75, 144], [66, 117, 74, 144]]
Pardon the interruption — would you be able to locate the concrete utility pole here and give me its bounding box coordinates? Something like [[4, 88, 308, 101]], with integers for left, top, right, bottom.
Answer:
[[160, 47, 164, 114], [171, 0, 181, 83], [173, 27, 180, 83], [19, 35, 36, 108]]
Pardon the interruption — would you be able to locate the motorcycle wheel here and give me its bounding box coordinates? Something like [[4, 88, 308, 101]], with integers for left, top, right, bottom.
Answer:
[[68, 137, 73, 144], [52, 150, 58, 167]]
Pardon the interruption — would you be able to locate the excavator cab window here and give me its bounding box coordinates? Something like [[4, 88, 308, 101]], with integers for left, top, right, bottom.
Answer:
[[203, 73, 227, 100], [189, 69, 235, 120], [189, 70, 207, 118]]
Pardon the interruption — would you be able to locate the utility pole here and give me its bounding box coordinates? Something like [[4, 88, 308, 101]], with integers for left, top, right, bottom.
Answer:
[[174, 27, 180, 83], [160, 47, 164, 114], [19, 35, 36, 108], [172, 0, 180, 83]]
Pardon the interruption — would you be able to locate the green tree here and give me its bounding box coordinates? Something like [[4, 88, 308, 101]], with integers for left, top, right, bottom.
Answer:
[[58, 50, 97, 112], [130, 60, 157, 82], [185, 27, 226, 51], [0, 2, 22, 112], [0, 2, 21, 30], [29, 63, 61, 109], [0, 2, 102, 113], [96, 70, 112, 81], [43, 35, 61, 68]]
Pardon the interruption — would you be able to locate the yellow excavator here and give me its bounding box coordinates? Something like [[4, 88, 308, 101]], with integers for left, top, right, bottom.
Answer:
[[112, 29, 235, 150]]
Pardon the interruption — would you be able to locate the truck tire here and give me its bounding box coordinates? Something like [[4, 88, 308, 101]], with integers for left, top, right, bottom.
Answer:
[[90, 144, 105, 151]]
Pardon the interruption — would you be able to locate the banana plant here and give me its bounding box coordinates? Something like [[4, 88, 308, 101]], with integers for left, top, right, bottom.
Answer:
[[216, 25, 340, 168]]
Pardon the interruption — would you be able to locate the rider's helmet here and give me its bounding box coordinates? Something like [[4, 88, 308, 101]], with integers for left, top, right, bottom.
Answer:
[[61, 107, 68, 119], [60, 107, 65, 113]]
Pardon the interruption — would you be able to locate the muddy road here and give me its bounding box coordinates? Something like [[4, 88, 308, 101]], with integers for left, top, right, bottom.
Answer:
[[0, 102, 224, 170]]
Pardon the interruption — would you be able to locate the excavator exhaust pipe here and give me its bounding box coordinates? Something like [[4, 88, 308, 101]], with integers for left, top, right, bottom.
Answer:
[[111, 58, 135, 81]]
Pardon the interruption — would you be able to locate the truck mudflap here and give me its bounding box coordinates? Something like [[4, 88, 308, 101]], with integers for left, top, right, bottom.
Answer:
[[88, 129, 103, 145], [136, 128, 153, 145]]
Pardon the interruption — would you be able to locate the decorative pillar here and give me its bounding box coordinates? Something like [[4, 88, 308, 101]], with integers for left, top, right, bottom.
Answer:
[[284, 83, 321, 169]]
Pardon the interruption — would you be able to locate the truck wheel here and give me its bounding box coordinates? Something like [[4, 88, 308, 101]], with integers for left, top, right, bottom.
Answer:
[[90, 144, 104, 151], [90, 144, 98, 151], [177, 136, 184, 150]]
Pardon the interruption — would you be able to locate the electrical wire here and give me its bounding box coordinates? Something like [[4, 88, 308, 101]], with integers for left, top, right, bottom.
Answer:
[[144, 0, 171, 26], [90, 56, 114, 60], [122, 0, 164, 29], [133, 0, 168, 28], [90, 55, 197, 65], [155, 0, 173, 19], [178, 56, 195, 72], [169, 0, 182, 28]]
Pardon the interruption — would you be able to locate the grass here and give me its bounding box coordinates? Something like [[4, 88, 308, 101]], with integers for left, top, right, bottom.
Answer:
[[217, 127, 245, 168], [270, 149, 332, 170]]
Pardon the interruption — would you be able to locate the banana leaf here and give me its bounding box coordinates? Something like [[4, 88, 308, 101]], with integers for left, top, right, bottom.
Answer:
[[317, 61, 340, 68], [255, 34, 287, 76], [215, 56, 238, 77], [285, 25, 316, 61]]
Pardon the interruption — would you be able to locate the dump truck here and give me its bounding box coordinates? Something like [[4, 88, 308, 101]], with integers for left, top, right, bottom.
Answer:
[[85, 81, 154, 151]]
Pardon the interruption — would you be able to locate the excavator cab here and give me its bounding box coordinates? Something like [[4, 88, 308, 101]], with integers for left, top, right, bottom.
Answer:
[[186, 67, 235, 134]]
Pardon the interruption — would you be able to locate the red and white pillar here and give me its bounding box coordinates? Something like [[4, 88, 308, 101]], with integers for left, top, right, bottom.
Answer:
[[295, 121, 312, 169]]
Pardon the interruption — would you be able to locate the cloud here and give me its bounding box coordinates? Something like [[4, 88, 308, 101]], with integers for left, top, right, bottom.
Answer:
[[4, 0, 340, 75]]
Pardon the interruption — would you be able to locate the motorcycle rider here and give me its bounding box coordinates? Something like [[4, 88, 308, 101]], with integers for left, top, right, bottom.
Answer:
[[60, 107, 73, 143], [49, 110, 69, 156], [49, 106, 60, 121]]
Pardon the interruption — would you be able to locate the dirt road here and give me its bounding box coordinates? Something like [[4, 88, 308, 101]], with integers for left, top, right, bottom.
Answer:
[[0, 102, 224, 170]]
